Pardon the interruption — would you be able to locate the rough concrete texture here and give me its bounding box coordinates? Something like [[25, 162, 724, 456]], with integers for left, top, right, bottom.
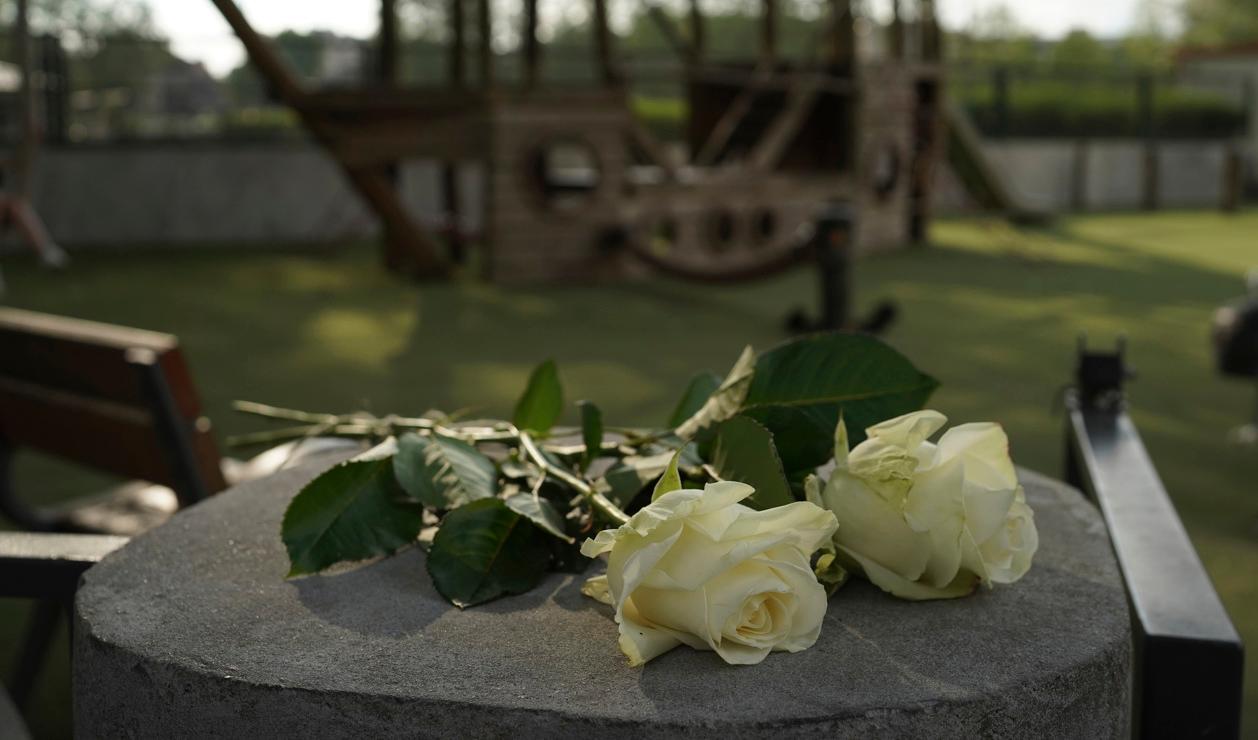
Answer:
[[74, 460, 1131, 739]]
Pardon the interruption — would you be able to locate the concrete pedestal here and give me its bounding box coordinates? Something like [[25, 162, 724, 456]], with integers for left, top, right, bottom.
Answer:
[[74, 460, 1131, 738]]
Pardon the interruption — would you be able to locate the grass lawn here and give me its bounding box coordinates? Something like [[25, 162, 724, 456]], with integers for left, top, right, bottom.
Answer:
[[3, 210, 1258, 737]]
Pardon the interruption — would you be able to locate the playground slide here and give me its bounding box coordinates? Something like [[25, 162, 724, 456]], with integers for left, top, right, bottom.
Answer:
[[944, 100, 1048, 224]]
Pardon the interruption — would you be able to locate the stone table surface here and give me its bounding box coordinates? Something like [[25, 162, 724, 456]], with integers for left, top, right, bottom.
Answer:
[[74, 456, 1132, 739]]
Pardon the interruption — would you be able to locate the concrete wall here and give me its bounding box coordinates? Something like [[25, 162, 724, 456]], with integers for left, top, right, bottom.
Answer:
[[3, 138, 1243, 252], [23, 143, 484, 250], [934, 138, 1239, 214]]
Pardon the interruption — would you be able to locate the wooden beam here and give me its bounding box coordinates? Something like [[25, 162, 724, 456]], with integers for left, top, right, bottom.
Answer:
[[645, 4, 692, 61], [829, 0, 855, 69], [523, 0, 541, 87], [689, 0, 705, 63], [450, 0, 466, 85], [379, 0, 399, 84], [208, 0, 447, 278], [760, 0, 777, 66], [889, 0, 905, 60], [750, 75, 823, 171], [920, 0, 942, 60], [592, 0, 619, 85], [12, 0, 35, 195], [477, 0, 494, 87], [694, 63, 773, 166]]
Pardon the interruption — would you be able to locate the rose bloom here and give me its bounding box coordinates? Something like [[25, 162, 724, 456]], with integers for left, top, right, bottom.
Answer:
[[581, 481, 837, 666], [819, 410, 1038, 600]]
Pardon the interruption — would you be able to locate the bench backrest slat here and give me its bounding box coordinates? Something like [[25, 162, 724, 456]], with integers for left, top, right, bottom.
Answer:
[[0, 307, 226, 498]]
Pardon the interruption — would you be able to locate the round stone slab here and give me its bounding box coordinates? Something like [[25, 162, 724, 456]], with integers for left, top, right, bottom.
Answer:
[[74, 459, 1130, 739]]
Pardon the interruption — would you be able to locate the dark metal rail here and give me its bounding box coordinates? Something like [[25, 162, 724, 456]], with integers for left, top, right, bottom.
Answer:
[[1064, 340, 1244, 738]]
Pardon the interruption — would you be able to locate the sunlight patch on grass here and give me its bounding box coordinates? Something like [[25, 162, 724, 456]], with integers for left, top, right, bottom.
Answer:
[[300, 306, 419, 370]]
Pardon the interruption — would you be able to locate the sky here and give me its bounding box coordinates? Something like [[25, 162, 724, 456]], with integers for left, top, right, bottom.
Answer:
[[151, 0, 1161, 77]]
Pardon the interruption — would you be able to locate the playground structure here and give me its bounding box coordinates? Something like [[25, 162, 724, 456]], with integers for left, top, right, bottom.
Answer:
[[0, 0, 68, 285], [212, 0, 945, 283]]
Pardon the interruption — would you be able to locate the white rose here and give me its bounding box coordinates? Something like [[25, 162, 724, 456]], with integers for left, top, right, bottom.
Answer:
[[581, 481, 838, 666], [817, 410, 1038, 600]]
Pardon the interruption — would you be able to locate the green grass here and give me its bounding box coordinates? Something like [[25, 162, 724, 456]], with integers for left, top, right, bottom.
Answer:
[[3, 211, 1258, 736]]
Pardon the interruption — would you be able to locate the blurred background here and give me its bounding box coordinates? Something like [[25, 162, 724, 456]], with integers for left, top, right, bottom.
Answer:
[[0, 0, 1256, 736]]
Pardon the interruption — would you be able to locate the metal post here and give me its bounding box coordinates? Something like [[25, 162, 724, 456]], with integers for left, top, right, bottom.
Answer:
[[993, 67, 1010, 139], [1064, 339, 1244, 737], [477, 0, 493, 88], [592, 0, 619, 85], [378, 0, 399, 84], [889, 0, 905, 60], [817, 208, 852, 330], [760, 0, 777, 67], [1138, 73, 1159, 210], [829, 0, 854, 71], [689, 0, 705, 64], [523, 0, 541, 87], [442, 163, 465, 264], [450, 0, 466, 86]]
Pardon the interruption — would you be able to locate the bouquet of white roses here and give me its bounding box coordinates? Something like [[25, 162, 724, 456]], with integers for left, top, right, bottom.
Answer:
[[243, 333, 1037, 667]]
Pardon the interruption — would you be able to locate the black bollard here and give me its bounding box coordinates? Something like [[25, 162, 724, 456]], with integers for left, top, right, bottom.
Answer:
[[786, 203, 853, 333]]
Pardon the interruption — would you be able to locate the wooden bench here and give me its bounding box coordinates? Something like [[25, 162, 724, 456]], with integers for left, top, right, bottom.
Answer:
[[0, 307, 227, 534]]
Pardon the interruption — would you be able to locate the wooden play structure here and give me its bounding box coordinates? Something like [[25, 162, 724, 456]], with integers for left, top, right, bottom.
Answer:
[[211, 0, 945, 283], [0, 0, 68, 281]]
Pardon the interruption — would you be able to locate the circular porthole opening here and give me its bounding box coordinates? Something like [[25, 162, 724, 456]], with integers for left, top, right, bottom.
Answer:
[[529, 138, 602, 213], [752, 209, 777, 246], [706, 210, 737, 253], [649, 216, 679, 255]]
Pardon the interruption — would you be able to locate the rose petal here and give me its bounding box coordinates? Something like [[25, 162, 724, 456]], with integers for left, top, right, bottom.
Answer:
[[841, 546, 979, 600], [865, 410, 948, 450], [938, 422, 1018, 490], [826, 472, 931, 581], [581, 574, 614, 605]]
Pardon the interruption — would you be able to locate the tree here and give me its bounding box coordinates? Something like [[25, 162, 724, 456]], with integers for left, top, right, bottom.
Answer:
[[1183, 0, 1258, 46], [1049, 29, 1109, 70]]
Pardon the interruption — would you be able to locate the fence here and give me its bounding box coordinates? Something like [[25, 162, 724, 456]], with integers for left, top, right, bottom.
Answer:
[[950, 60, 1254, 140]]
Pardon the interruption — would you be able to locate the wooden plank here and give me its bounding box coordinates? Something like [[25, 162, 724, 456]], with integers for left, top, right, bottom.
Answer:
[[0, 308, 189, 415], [693, 63, 773, 166], [0, 532, 127, 599], [750, 75, 822, 170]]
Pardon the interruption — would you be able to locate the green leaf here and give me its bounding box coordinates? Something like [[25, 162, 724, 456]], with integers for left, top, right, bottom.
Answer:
[[651, 449, 683, 502], [708, 415, 795, 509], [742, 334, 938, 471], [393, 433, 497, 509], [578, 400, 603, 470], [282, 440, 424, 577], [675, 346, 755, 439], [426, 499, 551, 607], [505, 491, 573, 543], [513, 359, 563, 434], [814, 551, 850, 597], [667, 372, 722, 428]]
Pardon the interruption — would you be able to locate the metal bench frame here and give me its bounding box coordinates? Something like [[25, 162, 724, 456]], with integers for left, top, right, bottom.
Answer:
[[1064, 340, 1244, 738]]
